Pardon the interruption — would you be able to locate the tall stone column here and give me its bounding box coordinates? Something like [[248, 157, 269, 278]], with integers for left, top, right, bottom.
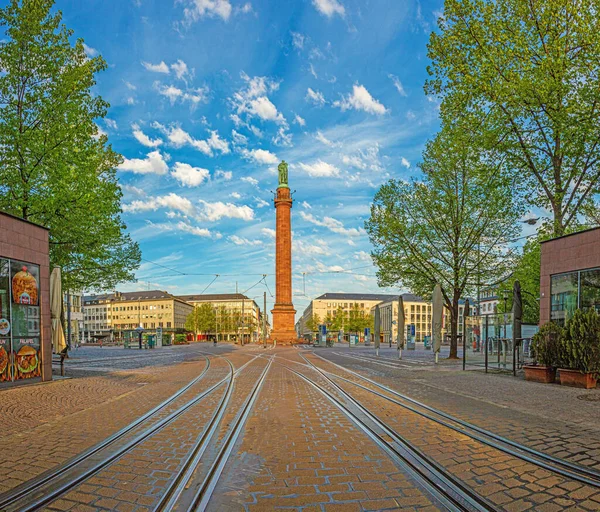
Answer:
[[271, 161, 296, 342]]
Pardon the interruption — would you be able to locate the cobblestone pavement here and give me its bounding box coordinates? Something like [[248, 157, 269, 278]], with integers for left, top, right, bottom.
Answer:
[[1, 344, 600, 511], [302, 351, 600, 511], [314, 346, 600, 471]]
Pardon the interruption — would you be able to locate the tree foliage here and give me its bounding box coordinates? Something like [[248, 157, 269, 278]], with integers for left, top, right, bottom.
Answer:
[[0, 0, 140, 291], [427, 0, 600, 237], [366, 126, 523, 357], [185, 304, 216, 337]]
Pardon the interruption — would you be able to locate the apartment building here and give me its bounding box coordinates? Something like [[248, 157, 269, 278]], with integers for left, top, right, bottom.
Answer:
[[177, 293, 267, 342], [83, 290, 193, 342], [297, 293, 398, 339]]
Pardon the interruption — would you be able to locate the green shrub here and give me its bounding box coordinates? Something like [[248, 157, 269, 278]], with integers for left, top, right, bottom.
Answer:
[[174, 334, 188, 345], [531, 322, 564, 368], [562, 309, 600, 378]]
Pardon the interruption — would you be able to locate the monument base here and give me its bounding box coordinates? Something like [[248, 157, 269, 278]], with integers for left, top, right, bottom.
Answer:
[[271, 302, 296, 344]]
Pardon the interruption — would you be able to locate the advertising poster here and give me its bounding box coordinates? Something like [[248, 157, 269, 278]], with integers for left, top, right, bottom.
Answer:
[[10, 261, 39, 306], [0, 337, 10, 382], [12, 338, 41, 380]]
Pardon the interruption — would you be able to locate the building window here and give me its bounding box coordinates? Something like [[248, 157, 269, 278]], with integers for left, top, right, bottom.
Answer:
[[551, 272, 578, 325], [580, 269, 600, 314]]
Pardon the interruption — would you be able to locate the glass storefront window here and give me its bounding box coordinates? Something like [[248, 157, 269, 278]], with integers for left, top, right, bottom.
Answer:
[[551, 272, 579, 325], [0, 257, 41, 383], [580, 269, 600, 313]]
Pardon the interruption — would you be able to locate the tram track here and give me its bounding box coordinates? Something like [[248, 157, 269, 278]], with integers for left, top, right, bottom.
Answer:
[[271, 353, 497, 512], [0, 354, 261, 512], [308, 351, 600, 490]]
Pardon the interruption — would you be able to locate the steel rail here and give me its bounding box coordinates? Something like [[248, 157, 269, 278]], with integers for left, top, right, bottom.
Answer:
[[156, 356, 271, 511], [1, 356, 259, 512], [275, 356, 496, 512], [311, 351, 600, 489], [0, 354, 211, 510], [184, 356, 274, 512]]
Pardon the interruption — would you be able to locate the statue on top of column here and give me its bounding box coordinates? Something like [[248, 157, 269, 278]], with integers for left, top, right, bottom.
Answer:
[[278, 160, 289, 188]]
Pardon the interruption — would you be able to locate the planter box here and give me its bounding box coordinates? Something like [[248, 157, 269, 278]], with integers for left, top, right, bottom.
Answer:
[[524, 365, 556, 384], [558, 369, 597, 389]]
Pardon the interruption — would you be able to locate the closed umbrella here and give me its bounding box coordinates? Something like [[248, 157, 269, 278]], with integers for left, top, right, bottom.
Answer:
[[513, 280, 522, 346], [432, 283, 443, 364], [397, 295, 405, 360], [374, 304, 381, 356], [50, 267, 67, 354]]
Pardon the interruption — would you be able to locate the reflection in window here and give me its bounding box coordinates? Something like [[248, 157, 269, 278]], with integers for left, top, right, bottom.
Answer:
[[580, 269, 600, 313], [551, 272, 578, 325]]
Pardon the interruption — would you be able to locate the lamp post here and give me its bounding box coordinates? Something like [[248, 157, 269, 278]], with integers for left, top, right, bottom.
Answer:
[[502, 290, 508, 340]]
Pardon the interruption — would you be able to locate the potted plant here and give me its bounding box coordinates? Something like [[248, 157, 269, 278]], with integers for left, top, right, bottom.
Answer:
[[559, 309, 600, 389], [525, 323, 563, 383]]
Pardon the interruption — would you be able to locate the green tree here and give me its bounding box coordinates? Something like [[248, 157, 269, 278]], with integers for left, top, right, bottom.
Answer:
[[185, 304, 215, 339], [366, 127, 523, 358], [305, 313, 321, 333], [0, 0, 140, 291], [426, 0, 600, 238]]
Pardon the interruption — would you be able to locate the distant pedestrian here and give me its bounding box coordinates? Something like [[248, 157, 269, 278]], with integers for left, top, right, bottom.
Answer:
[[99, 338, 103, 348]]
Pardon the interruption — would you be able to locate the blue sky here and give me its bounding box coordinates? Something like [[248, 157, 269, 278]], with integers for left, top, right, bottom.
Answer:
[[60, 0, 447, 316]]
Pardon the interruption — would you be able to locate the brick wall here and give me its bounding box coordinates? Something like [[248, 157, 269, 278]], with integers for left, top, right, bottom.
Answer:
[[0, 212, 51, 382], [540, 227, 600, 325]]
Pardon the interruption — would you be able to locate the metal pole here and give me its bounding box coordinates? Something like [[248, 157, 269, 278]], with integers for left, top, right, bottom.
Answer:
[[241, 298, 245, 346], [485, 315, 489, 373], [215, 306, 218, 346], [462, 314, 466, 371], [263, 292, 267, 349]]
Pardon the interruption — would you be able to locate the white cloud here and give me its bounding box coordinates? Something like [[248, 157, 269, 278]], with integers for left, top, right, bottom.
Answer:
[[241, 148, 278, 165], [241, 176, 259, 186], [389, 74, 407, 96], [132, 123, 163, 147], [232, 73, 287, 126], [153, 123, 228, 156], [273, 126, 293, 147], [179, 0, 233, 22], [261, 228, 276, 238], [300, 211, 363, 237], [171, 59, 190, 80], [229, 235, 261, 246], [216, 170, 232, 181], [152, 221, 215, 238], [342, 155, 366, 170], [315, 131, 336, 147], [306, 88, 325, 106], [229, 192, 241, 199], [156, 83, 183, 103], [406, 111, 416, 121], [301, 201, 312, 209], [309, 63, 318, 79], [232, 130, 248, 146], [123, 193, 196, 216], [334, 84, 388, 115], [154, 82, 209, 107], [124, 81, 137, 90], [355, 250, 372, 261], [255, 198, 269, 208], [207, 130, 230, 154], [142, 61, 170, 73], [198, 200, 255, 221], [294, 114, 306, 127], [83, 43, 98, 58], [401, 157, 410, 168], [342, 145, 383, 172], [105, 118, 118, 130], [171, 162, 210, 187], [298, 160, 340, 178], [291, 32, 305, 50], [119, 150, 169, 175], [312, 0, 345, 18], [121, 184, 146, 197], [93, 125, 107, 139], [126, 97, 136, 105], [236, 2, 252, 14]]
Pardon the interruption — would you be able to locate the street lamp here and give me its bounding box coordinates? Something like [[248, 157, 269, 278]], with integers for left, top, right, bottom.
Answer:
[[502, 290, 509, 340]]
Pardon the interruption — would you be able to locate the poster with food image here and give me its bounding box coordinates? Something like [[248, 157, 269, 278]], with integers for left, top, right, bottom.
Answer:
[[0, 338, 10, 382], [10, 261, 39, 306], [12, 338, 40, 380]]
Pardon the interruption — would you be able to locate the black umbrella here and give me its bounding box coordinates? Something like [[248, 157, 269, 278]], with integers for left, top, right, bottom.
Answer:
[[512, 280, 522, 343]]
